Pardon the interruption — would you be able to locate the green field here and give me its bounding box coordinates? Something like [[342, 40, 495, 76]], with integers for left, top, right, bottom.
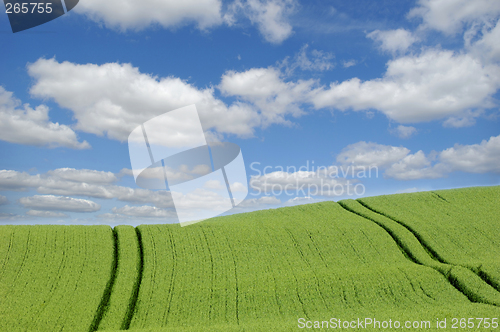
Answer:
[[1, 186, 499, 331]]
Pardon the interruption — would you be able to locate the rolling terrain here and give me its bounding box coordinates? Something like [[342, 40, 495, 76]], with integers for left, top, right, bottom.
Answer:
[[1, 186, 499, 331]]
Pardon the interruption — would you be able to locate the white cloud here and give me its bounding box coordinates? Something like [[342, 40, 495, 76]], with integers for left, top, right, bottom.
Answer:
[[336, 141, 410, 168], [250, 168, 356, 197], [385, 151, 446, 180], [112, 205, 176, 218], [392, 125, 417, 139], [0, 168, 118, 190], [74, 0, 298, 44], [229, 0, 296, 44], [27, 49, 497, 146], [171, 188, 233, 211], [0, 87, 89, 149], [230, 182, 247, 192], [46, 168, 118, 184], [75, 0, 223, 31], [367, 29, 418, 54], [0, 195, 8, 205], [341, 134, 500, 180], [220, 67, 316, 126], [237, 195, 281, 208], [0, 169, 175, 208], [311, 49, 500, 124], [442, 110, 481, 128], [408, 0, 500, 35], [337, 142, 444, 181], [0, 213, 26, 221], [27, 58, 267, 140], [203, 179, 225, 190], [466, 18, 500, 64], [343, 60, 357, 68], [19, 195, 101, 212], [26, 210, 69, 218], [280, 44, 334, 75], [439, 134, 500, 173]]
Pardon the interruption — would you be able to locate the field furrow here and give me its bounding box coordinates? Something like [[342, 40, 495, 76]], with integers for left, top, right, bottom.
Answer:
[[97, 225, 142, 330], [357, 186, 500, 293], [338, 199, 500, 307], [1, 186, 499, 331], [122, 201, 500, 330]]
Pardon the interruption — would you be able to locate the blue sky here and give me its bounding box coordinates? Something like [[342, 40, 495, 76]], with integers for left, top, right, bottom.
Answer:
[[1, 0, 499, 225]]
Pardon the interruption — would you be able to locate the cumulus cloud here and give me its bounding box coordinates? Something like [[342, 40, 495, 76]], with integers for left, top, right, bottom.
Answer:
[[391, 125, 417, 139], [336, 142, 410, 168], [19, 195, 101, 212], [466, 18, 500, 64], [340, 134, 500, 180], [408, 0, 500, 35], [28, 58, 267, 140], [74, 0, 223, 31], [74, 0, 297, 44], [311, 49, 500, 124], [46, 168, 117, 184], [220, 67, 316, 126], [367, 29, 418, 54], [385, 151, 446, 180], [0, 213, 26, 221], [250, 168, 358, 197], [229, 0, 296, 44], [26, 47, 499, 145], [203, 180, 225, 190], [439, 134, 500, 173], [171, 188, 233, 211], [0, 195, 8, 205], [0, 87, 89, 149], [0, 169, 175, 208], [111, 205, 176, 218], [26, 210, 69, 218]]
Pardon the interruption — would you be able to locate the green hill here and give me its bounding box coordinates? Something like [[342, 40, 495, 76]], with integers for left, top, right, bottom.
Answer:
[[1, 186, 499, 331]]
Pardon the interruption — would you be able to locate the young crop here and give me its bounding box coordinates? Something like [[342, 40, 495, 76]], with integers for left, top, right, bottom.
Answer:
[[0, 225, 114, 332], [1, 186, 499, 331]]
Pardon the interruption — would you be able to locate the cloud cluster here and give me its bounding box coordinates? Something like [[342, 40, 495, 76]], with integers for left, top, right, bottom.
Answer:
[[279, 44, 334, 75], [391, 125, 418, 139], [0, 87, 89, 149], [311, 49, 500, 125], [26, 210, 69, 218], [111, 205, 176, 218], [19, 195, 101, 212], [75, 0, 223, 31], [227, 0, 296, 44], [409, 0, 500, 35], [220, 67, 317, 127], [28, 58, 265, 140], [336, 142, 410, 169], [0, 168, 175, 208], [74, 0, 297, 44], [367, 29, 418, 55], [341, 134, 500, 180], [250, 168, 358, 197], [25, 28, 500, 149]]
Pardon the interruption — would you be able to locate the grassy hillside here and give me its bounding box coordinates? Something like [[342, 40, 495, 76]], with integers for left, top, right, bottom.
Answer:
[[0, 186, 499, 331], [0, 225, 114, 331]]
